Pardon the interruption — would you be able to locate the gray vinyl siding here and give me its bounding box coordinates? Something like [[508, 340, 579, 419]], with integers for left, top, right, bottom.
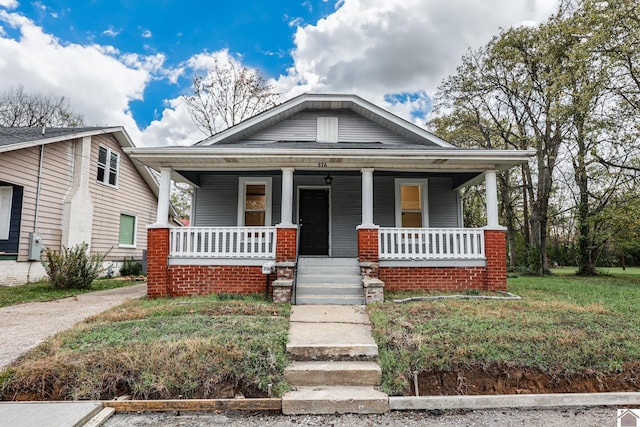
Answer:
[[293, 175, 360, 257], [0, 143, 73, 261], [249, 110, 422, 145], [428, 177, 460, 227], [193, 173, 282, 227], [373, 175, 460, 228]]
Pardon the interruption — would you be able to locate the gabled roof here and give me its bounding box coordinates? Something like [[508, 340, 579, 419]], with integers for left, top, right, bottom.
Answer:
[[0, 126, 135, 153], [0, 126, 161, 198], [194, 93, 455, 148]]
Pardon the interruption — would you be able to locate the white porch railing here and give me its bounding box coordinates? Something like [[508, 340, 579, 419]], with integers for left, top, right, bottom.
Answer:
[[169, 227, 276, 258], [378, 227, 485, 260]]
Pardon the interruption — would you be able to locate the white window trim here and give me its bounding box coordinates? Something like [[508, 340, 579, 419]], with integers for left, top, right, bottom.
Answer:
[[237, 177, 272, 226], [97, 144, 120, 188], [118, 212, 137, 248], [0, 186, 12, 240], [394, 178, 429, 228]]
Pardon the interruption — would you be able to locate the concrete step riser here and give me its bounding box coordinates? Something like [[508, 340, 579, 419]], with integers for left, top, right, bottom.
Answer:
[[296, 286, 363, 297], [295, 297, 365, 305], [298, 266, 361, 275], [285, 362, 381, 387], [282, 386, 389, 415], [297, 275, 362, 285], [287, 345, 378, 362]]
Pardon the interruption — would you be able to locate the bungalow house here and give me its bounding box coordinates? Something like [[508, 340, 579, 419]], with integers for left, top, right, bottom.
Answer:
[[0, 127, 163, 285], [127, 93, 533, 304]]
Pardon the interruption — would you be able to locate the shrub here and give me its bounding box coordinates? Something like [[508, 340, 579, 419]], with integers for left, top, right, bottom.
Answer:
[[42, 243, 106, 290], [119, 258, 142, 277]]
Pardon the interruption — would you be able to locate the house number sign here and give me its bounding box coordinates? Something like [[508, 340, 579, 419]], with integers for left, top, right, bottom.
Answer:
[[318, 162, 328, 167]]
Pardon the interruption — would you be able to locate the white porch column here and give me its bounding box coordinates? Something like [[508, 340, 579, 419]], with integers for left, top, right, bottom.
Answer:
[[361, 168, 375, 227], [485, 170, 499, 227], [280, 167, 294, 226], [155, 167, 172, 226]]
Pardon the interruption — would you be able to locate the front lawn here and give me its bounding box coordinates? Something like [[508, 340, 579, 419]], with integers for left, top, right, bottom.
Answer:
[[0, 278, 141, 308], [0, 295, 290, 400], [368, 272, 640, 395]]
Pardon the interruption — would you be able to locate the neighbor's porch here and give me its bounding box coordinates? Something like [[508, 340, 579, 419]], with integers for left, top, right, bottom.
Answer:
[[146, 167, 507, 302]]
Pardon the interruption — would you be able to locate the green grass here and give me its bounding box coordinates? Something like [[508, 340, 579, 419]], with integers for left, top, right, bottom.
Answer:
[[0, 278, 141, 308], [368, 272, 640, 395], [1, 294, 290, 400]]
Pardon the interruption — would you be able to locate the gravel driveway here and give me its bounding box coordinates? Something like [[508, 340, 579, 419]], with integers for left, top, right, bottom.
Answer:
[[0, 283, 146, 369], [105, 407, 615, 426]]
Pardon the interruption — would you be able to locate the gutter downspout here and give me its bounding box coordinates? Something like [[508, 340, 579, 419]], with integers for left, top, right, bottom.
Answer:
[[34, 144, 44, 232]]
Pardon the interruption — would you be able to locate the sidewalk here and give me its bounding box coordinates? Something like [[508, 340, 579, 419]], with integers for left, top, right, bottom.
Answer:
[[0, 283, 146, 369]]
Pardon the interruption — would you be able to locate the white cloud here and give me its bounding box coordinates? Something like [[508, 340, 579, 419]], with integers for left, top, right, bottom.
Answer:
[[0, 0, 18, 9], [102, 27, 120, 37], [0, 10, 155, 144], [141, 29, 152, 38], [0, 1, 560, 148], [273, 0, 559, 123]]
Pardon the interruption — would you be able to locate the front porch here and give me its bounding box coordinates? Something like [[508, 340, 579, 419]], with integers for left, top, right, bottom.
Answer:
[[145, 165, 507, 303], [127, 94, 531, 303]]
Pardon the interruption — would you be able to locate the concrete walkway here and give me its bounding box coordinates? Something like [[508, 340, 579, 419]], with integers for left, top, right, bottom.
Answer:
[[0, 283, 146, 369], [283, 305, 388, 414]]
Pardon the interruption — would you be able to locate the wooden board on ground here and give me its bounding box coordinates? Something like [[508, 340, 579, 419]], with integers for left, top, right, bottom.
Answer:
[[103, 398, 282, 412]]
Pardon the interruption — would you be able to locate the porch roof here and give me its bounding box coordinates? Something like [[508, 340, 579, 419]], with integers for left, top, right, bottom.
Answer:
[[125, 146, 533, 188]]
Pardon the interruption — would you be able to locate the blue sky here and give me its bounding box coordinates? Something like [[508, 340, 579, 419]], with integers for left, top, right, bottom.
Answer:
[[0, 0, 558, 146]]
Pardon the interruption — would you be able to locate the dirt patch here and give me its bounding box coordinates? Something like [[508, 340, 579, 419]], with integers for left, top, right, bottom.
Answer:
[[415, 362, 640, 395]]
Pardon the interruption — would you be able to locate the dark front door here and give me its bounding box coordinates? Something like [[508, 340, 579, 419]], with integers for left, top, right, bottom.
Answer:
[[299, 189, 329, 255]]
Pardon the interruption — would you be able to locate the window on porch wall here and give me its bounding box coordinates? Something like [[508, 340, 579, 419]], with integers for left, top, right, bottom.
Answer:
[[238, 177, 272, 226], [395, 179, 429, 228]]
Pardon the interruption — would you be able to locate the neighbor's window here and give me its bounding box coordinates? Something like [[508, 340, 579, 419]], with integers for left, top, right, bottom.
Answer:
[[395, 179, 428, 228], [238, 177, 272, 226], [0, 186, 12, 240], [97, 145, 119, 187], [119, 213, 137, 247]]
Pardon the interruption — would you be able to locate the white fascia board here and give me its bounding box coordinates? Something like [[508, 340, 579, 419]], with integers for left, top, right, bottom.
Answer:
[[0, 126, 128, 153]]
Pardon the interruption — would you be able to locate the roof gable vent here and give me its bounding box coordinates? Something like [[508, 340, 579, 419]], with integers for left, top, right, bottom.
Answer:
[[317, 117, 338, 143]]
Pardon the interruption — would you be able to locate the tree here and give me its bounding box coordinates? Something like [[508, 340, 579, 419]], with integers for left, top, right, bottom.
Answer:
[[183, 60, 279, 136], [0, 85, 85, 127]]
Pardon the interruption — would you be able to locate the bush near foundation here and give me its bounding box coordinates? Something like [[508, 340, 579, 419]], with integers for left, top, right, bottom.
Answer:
[[42, 243, 106, 290]]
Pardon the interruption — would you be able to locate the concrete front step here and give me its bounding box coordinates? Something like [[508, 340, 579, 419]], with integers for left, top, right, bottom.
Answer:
[[295, 295, 365, 305], [296, 284, 363, 296], [297, 274, 362, 285], [285, 361, 381, 386], [282, 386, 389, 415], [297, 257, 359, 267], [298, 265, 361, 275]]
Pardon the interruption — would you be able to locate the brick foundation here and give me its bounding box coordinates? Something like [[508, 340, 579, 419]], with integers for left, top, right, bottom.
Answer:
[[380, 266, 487, 292], [167, 265, 275, 296]]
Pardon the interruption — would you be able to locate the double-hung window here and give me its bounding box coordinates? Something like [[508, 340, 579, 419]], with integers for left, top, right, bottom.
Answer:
[[238, 177, 272, 226], [97, 145, 119, 187], [395, 179, 429, 228]]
